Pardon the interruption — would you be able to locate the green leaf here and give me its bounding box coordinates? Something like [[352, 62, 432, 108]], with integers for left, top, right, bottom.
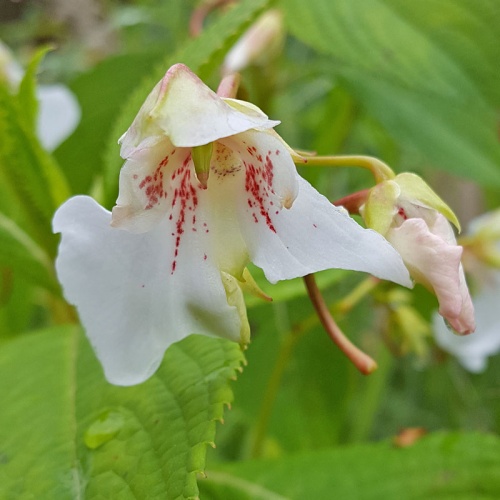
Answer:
[[0, 80, 70, 252], [102, 0, 274, 207], [282, 0, 500, 185], [0, 327, 245, 499], [200, 432, 500, 499], [0, 212, 58, 292], [17, 46, 52, 131]]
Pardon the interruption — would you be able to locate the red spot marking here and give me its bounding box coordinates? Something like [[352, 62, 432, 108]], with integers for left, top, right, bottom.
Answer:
[[204, 254, 207, 261], [244, 158, 276, 233], [275, 150, 280, 155], [313, 223, 317, 228], [397, 207, 408, 220], [166, 152, 207, 274], [138, 155, 171, 209], [133, 174, 138, 180]]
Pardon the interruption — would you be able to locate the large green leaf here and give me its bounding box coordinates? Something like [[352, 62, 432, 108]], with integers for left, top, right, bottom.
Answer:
[[282, 0, 500, 185], [200, 432, 500, 499], [102, 0, 273, 207], [0, 327, 245, 499]]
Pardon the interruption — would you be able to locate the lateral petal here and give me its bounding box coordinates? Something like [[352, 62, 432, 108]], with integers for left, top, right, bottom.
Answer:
[[238, 176, 412, 287]]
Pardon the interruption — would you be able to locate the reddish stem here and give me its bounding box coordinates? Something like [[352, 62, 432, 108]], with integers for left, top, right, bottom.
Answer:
[[332, 188, 370, 215], [216, 72, 241, 98], [303, 274, 377, 375]]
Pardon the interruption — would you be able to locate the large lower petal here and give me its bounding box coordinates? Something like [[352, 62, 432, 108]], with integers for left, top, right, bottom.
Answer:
[[238, 176, 412, 287], [53, 195, 242, 386], [388, 217, 475, 334]]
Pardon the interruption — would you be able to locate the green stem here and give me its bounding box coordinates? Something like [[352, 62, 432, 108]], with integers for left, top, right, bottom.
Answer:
[[334, 276, 380, 315], [296, 155, 395, 183], [250, 312, 318, 459]]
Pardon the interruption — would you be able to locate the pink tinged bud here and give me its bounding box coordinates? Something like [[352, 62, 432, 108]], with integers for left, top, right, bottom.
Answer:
[[222, 10, 284, 75], [387, 214, 475, 335]]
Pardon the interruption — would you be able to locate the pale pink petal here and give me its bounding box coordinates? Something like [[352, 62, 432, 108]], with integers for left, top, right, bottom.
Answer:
[[53, 195, 242, 386], [434, 273, 500, 372], [388, 218, 474, 334], [120, 64, 278, 151], [222, 10, 283, 74]]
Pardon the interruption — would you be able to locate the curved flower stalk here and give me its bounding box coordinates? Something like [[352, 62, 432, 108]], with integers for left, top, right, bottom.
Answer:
[[361, 172, 475, 335], [0, 40, 80, 151], [54, 63, 411, 386]]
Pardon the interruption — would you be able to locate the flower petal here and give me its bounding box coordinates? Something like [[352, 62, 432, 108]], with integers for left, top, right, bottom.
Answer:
[[120, 64, 279, 151], [238, 175, 412, 286], [37, 84, 81, 151], [204, 130, 299, 278], [388, 216, 475, 334], [112, 139, 193, 233], [434, 273, 500, 372], [53, 195, 242, 386]]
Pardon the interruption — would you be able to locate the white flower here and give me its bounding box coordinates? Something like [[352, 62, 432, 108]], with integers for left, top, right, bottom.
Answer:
[[53, 63, 411, 386]]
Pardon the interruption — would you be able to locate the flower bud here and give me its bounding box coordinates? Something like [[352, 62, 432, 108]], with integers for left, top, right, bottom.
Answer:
[[361, 173, 475, 335]]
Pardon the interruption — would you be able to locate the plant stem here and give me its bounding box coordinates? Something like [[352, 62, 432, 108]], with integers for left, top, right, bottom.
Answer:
[[296, 155, 395, 183], [250, 312, 318, 459], [304, 274, 377, 375]]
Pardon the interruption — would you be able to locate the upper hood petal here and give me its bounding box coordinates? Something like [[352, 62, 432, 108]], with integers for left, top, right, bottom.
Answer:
[[120, 63, 279, 153]]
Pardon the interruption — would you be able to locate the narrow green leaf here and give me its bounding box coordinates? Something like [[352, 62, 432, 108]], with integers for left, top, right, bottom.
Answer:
[[0, 327, 245, 499], [17, 46, 53, 131], [102, 0, 274, 207]]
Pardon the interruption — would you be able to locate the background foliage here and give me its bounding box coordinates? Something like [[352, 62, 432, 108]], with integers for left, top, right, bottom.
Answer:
[[0, 0, 499, 498]]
